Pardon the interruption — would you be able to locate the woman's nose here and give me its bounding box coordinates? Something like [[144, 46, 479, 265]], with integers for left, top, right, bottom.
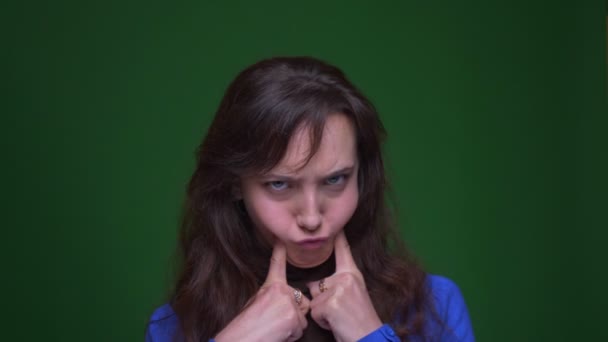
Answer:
[[296, 192, 322, 232]]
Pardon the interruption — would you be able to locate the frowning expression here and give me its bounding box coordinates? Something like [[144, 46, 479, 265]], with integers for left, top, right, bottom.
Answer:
[[240, 114, 359, 268]]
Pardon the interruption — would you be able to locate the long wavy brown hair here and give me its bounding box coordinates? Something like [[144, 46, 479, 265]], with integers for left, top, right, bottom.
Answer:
[[171, 56, 430, 341]]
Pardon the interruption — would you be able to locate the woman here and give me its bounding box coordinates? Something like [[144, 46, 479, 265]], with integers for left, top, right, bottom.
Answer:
[[146, 57, 474, 341]]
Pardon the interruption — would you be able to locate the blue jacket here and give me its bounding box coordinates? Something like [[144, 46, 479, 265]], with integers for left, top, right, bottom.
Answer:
[[146, 275, 474, 341]]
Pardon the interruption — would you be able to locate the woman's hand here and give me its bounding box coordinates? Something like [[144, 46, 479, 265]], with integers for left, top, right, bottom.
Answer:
[[215, 241, 310, 342], [307, 231, 383, 342]]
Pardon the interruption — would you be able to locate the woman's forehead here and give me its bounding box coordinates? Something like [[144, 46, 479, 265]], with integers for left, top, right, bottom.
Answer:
[[269, 114, 357, 176]]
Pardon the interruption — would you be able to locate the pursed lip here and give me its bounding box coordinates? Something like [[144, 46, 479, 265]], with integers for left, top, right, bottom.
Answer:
[[296, 238, 328, 250]]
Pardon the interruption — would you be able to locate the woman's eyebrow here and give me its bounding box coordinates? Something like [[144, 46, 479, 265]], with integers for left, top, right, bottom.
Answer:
[[325, 166, 355, 177], [263, 165, 355, 181]]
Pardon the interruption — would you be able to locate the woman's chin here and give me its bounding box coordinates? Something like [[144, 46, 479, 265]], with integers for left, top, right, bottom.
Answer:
[[286, 248, 332, 268]]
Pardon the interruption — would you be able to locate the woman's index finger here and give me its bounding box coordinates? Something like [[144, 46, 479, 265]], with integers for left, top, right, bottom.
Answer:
[[265, 240, 287, 284], [333, 230, 357, 272]]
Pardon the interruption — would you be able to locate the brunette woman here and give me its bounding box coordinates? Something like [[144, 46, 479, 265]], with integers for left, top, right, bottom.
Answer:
[[146, 56, 474, 342]]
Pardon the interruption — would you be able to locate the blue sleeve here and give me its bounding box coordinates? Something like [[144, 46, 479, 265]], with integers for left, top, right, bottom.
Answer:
[[145, 304, 179, 342], [358, 324, 400, 342], [359, 275, 475, 342], [427, 275, 475, 342], [145, 304, 216, 342]]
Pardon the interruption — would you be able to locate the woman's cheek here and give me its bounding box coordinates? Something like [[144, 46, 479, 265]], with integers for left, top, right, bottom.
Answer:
[[250, 198, 292, 242], [328, 187, 359, 233]]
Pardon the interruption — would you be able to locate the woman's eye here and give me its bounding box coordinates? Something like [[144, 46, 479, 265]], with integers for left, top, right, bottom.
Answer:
[[268, 181, 288, 191], [326, 174, 346, 185]]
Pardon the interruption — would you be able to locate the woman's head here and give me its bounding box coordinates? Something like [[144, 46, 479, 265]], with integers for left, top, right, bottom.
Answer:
[[191, 56, 387, 268]]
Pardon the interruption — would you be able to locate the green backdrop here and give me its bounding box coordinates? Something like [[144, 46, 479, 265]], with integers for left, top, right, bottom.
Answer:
[[3, 1, 606, 341]]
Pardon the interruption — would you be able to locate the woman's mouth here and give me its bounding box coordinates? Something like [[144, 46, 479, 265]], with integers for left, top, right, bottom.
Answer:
[[296, 238, 327, 250]]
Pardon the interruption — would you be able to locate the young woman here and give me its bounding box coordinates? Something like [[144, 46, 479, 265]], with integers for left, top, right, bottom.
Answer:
[[146, 57, 474, 342]]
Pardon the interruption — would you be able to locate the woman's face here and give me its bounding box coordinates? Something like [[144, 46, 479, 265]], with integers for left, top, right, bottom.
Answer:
[[240, 114, 359, 268]]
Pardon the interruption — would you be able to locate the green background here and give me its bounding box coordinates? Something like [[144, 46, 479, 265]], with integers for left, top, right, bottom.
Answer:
[[3, 1, 606, 341]]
